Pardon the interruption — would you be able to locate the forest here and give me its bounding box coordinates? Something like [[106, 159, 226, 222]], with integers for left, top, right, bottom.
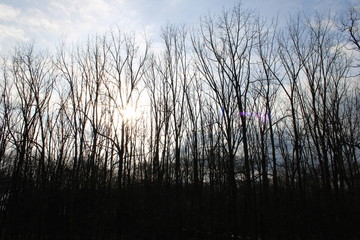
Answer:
[[0, 4, 360, 240]]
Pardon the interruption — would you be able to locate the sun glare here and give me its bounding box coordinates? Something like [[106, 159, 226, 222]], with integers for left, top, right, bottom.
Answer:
[[121, 106, 137, 121]]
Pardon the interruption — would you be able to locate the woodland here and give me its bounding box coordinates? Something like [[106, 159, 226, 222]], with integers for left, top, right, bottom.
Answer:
[[0, 4, 360, 240]]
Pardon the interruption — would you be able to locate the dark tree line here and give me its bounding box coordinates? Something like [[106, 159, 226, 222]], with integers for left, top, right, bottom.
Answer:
[[0, 4, 360, 240]]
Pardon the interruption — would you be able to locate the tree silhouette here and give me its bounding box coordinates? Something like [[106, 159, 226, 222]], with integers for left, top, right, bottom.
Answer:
[[0, 4, 359, 240]]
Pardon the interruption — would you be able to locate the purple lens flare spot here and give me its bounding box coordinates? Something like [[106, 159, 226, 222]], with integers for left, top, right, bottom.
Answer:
[[239, 111, 270, 122]]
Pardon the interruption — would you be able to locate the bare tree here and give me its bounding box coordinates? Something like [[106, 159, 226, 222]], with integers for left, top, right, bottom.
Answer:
[[192, 5, 257, 235]]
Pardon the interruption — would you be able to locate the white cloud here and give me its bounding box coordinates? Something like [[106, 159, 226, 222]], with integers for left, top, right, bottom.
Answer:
[[0, 24, 28, 53], [0, 0, 130, 52], [45, 0, 131, 44], [49, 0, 115, 22], [0, 3, 60, 53], [21, 8, 59, 33], [0, 0, 353, 54], [0, 24, 27, 41], [0, 0, 209, 53], [0, 3, 20, 22]]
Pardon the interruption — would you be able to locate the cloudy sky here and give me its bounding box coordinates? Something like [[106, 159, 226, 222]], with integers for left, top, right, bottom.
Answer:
[[0, 0, 356, 54]]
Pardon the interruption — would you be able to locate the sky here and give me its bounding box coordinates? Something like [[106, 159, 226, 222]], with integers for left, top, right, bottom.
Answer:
[[0, 0, 357, 54]]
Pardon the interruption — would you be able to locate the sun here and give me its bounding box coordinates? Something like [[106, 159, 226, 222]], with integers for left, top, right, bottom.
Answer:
[[121, 105, 137, 121]]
